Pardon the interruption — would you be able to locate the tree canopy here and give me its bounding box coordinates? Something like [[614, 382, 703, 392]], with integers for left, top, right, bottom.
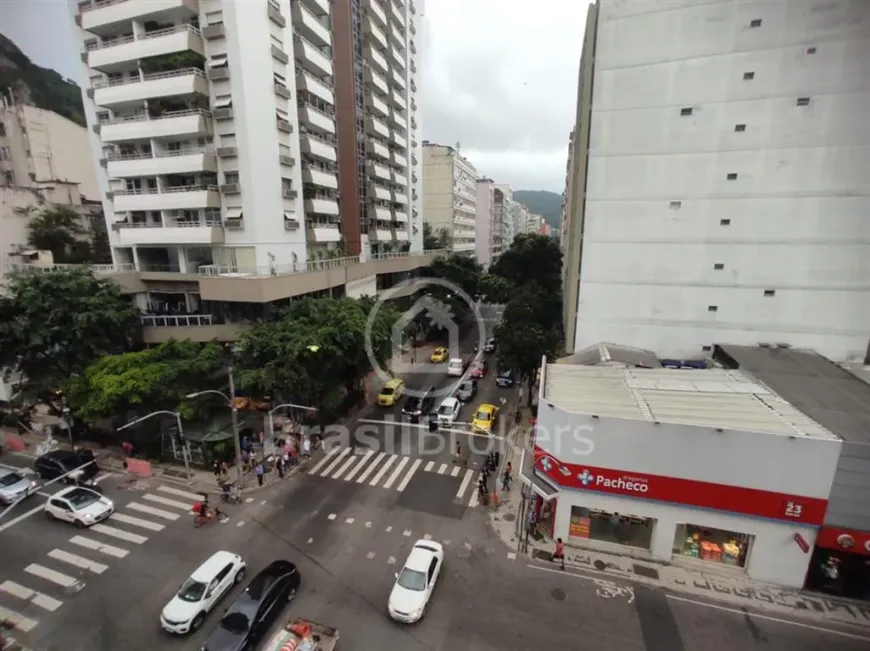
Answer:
[[422, 222, 450, 251], [0, 268, 141, 410], [22, 205, 102, 264], [489, 233, 563, 298], [428, 253, 484, 323]]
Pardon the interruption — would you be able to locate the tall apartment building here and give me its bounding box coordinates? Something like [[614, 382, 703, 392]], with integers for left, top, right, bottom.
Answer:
[[422, 142, 477, 254], [66, 0, 434, 342], [492, 183, 509, 257], [563, 0, 870, 361], [474, 177, 494, 266]]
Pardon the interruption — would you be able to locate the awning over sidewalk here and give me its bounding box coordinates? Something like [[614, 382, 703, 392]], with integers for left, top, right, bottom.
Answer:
[[519, 448, 560, 501]]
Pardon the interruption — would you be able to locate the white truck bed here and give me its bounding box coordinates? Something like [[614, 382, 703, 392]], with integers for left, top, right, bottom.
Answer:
[[261, 618, 339, 651]]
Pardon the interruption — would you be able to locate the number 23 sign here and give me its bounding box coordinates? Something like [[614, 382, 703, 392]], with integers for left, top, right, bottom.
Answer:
[[784, 501, 804, 519]]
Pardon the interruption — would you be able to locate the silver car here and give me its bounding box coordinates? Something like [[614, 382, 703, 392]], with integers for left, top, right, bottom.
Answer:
[[0, 467, 37, 506]]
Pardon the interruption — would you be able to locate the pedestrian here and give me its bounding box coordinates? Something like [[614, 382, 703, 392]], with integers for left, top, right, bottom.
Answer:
[[213, 460, 222, 483], [553, 537, 565, 570], [505, 461, 512, 476], [301, 436, 311, 459], [501, 470, 511, 492], [255, 461, 265, 487], [276, 455, 285, 479], [454, 442, 462, 464]]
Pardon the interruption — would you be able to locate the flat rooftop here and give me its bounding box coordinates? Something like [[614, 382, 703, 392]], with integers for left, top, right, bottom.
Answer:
[[542, 364, 837, 439], [715, 345, 870, 444]]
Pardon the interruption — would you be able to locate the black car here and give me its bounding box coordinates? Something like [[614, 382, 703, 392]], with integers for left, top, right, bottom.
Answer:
[[455, 380, 477, 402], [202, 560, 301, 651], [496, 369, 515, 388], [402, 386, 436, 423], [34, 449, 98, 481], [483, 338, 497, 353]]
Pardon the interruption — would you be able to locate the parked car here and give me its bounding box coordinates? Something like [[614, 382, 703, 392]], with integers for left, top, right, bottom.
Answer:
[[388, 540, 444, 623], [468, 360, 488, 379], [0, 468, 37, 506], [378, 379, 405, 407], [483, 338, 497, 353], [496, 369, 515, 388], [403, 387, 436, 423], [160, 551, 246, 634], [34, 449, 98, 481], [201, 559, 301, 651], [455, 381, 477, 403], [437, 398, 461, 427], [44, 486, 114, 528]]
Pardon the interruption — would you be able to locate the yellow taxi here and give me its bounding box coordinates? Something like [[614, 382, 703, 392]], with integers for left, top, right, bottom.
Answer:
[[429, 347, 449, 363], [378, 378, 405, 407], [471, 403, 498, 434]]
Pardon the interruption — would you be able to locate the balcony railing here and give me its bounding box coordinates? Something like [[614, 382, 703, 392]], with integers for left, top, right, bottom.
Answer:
[[298, 100, 336, 122], [295, 67, 334, 90], [301, 131, 337, 147], [88, 24, 200, 51], [80, 0, 128, 12], [114, 219, 222, 230], [114, 184, 219, 196], [107, 146, 214, 161], [93, 67, 206, 89], [100, 108, 209, 126], [141, 314, 214, 327]]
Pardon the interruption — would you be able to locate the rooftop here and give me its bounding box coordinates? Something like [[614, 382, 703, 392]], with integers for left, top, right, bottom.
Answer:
[[715, 344, 870, 444], [542, 364, 837, 439], [557, 342, 660, 368]]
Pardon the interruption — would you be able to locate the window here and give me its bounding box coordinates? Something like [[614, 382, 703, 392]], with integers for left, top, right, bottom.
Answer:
[[734, 124, 746, 132], [743, 72, 755, 80], [763, 289, 776, 297], [669, 201, 682, 209], [713, 263, 724, 270], [708, 305, 718, 312], [274, 72, 286, 83], [0, 122, 5, 136], [806, 47, 817, 54], [0, 146, 10, 161], [720, 219, 731, 226], [749, 18, 762, 27], [796, 97, 811, 106], [680, 107, 693, 116], [701, 346, 712, 352], [224, 172, 239, 184], [2, 170, 12, 185], [726, 173, 738, 180]]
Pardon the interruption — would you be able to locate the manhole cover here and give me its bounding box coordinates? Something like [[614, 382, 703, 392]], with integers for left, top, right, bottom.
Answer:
[[456, 541, 473, 559], [633, 564, 660, 580], [594, 560, 607, 571], [550, 588, 566, 601], [502, 512, 516, 522]]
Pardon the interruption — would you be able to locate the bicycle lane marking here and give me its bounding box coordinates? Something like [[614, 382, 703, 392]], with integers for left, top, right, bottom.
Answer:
[[527, 563, 635, 603]]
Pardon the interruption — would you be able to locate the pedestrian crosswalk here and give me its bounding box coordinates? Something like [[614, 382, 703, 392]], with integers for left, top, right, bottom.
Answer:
[[307, 447, 483, 507], [0, 484, 201, 642]]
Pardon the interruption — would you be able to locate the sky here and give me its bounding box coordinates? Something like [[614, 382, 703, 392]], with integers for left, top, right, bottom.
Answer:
[[2, 0, 588, 192]]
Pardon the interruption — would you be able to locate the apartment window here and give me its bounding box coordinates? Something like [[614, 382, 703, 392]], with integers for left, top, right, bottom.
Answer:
[[0, 146, 10, 161], [224, 172, 239, 184], [701, 346, 712, 352], [726, 173, 738, 180], [796, 97, 811, 106], [734, 124, 747, 132], [680, 107, 693, 116], [720, 219, 731, 226], [743, 71, 755, 80], [708, 305, 718, 312], [713, 263, 724, 270], [0, 122, 5, 137], [749, 18, 762, 27], [806, 47, 817, 54], [763, 289, 776, 297], [274, 72, 286, 83], [669, 201, 682, 209]]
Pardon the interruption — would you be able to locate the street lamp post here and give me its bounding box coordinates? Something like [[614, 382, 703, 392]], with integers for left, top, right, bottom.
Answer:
[[117, 410, 191, 481], [186, 388, 244, 487], [267, 402, 316, 443]]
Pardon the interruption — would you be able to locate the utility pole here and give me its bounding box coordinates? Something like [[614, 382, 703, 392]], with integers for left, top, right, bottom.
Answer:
[[227, 351, 244, 487]]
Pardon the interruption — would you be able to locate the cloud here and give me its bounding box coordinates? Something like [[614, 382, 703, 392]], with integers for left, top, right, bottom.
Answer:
[[420, 0, 589, 191]]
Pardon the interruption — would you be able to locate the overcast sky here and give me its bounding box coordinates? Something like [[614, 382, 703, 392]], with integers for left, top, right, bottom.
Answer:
[[3, 0, 587, 192]]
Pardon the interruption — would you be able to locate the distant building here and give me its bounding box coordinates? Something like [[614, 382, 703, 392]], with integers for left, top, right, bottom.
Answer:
[[422, 142, 477, 255], [475, 178, 495, 266]]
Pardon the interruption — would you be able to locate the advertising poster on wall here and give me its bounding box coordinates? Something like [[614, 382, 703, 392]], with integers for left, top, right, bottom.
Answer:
[[569, 514, 590, 539]]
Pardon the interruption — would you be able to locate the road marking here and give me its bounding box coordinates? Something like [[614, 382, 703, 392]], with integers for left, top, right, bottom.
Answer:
[[236, 521, 245, 527], [346, 517, 355, 524], [396, 458, 422, 491], [424, 460, 435, 472], [423, 534, 432, 540], [142, 493, 191, 511], [126, 502, 180, 521], [109, 512, 165, 532], [260, 500, 267, 505], [437, 463, 447, 475], [245, 497, 254, 503], [330, 454, 359, 481], [355, 452, 385, 483], [468, 485, 480, 508], [507, 552, 517, 560], [357, 419, 505, 439], [327, 513, 336, 520], [344, 450, 373, 481], [383, 456, 409, 489], [93, 473, 112, 484], [370, 454, 396, 486], [49, 548, 109, 573], [387, 556, 396, 564], [0, 606, 37, 633], [156, 485, 202, 501], [0, 581, 62, 611], [308, 446, 342, 475], [403, 530, 411, 537], [450, 466, 461, 477], [665, 595, 870, 642], [317, 447, 352, 478], [456, 469, 474, 499], [24, 564, 79, 588], [366, 551, 376, 560], [37, 491, 52, 498], [69, 535, 128, 559], [443, 540, 451, 546], [385, 526, 392, 532], [0, 504, 44, 533], [0, 463, 34, 475], [90, 523, 148, 545], [365, 521, 373, 528], [307, 538, 314, 544]]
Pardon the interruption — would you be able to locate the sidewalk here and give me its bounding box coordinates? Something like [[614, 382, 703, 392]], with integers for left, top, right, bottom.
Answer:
[[489, 428, 870, 631]]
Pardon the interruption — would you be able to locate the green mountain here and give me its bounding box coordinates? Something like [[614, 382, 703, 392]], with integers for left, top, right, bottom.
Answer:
[[513, 190, 562, 232], [0, 33, 86, 127]]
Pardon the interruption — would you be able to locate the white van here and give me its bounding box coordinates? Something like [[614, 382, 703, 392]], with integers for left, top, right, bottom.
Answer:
[[447, 358, 465, 377]]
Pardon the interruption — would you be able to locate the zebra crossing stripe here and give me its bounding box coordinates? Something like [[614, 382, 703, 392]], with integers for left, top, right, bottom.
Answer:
[[396, 458, 422, 491], [369, 455, 396, 486], [345, 450, 373, 482], [318, 447, 352, 477], [382, 456, 409, 489], [355, 452, 385, 483], [308, 446, 341, 475], [330, 453, 358, 481]]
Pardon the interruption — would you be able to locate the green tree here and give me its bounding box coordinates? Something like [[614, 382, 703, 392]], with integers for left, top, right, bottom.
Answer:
[[479, 273, 513, 305], [429, 253, 483, 322], [23, 205, 98, 264], [64, 340, 225, 420], [422, 222, 450, 250], [490, 233, 563, 296], [0, 268, 141, 411]]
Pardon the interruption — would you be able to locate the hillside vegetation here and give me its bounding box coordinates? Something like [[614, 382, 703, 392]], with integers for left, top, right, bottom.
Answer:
[[513, 190, 562, 232]]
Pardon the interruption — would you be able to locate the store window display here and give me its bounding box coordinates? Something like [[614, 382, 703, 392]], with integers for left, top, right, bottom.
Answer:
[[569, 506, 654, 550], [673, 524, 752, 567]]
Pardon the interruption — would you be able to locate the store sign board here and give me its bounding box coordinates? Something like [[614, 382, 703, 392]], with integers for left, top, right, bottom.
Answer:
[[816, 526, 870, 557], [569, 515, 590, 539], [533, 446, 828, 525], [793, 533, 810, 553]]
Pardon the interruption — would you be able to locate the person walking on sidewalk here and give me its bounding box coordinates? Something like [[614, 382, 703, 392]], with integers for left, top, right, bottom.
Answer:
[[255, 461, 265, 487], [501, 468, 512, 492], [275, 455, 285, 479], [553, 538, 565, 570]]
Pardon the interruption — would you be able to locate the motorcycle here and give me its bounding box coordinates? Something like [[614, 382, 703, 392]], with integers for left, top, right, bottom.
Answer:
[[219, 483, 242, 505]]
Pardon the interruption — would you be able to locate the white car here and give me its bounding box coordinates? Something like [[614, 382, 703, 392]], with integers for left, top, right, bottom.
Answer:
[[437, 397, 461, 427], [44, 486, 113, 527], [388, 540, 444, 623], [160, 551, 246, 634], [446, 358, 465, 377]]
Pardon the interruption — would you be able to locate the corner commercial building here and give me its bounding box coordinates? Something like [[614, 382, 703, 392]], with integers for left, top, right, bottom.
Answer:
[[561, 0, 870, 360], [57, 0, 436, 342]]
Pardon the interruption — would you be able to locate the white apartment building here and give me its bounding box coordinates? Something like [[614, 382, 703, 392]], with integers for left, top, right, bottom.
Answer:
[[421, 142, 477, 254], [525, 212, 544, 234], [63, 0, 436, 341], [567, 0, 870, 362], [474, 177, 494, 265], [495, 183, 516, 247]]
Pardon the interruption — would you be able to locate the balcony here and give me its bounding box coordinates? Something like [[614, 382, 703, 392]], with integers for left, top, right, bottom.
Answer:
[[390, 89, 407, 110], [391, 152, 408, 169], [113, 220, 225, 246], [80, 0, 198, 36], [292, 2, 331, 47], [392, 131, 407, 148], [364, 67, 389, 96], [393, 190, 408, 204], [307, 223, 341, 243], [294, 35, 333, 77], [369, 204, 392, 221], [301, 0, 330, 17], [106, 148, 216, 178], [274, 82, 291, 99], [365, 42, 388, 74], [113, 185, 220, 212], [368, 138, 390, 160], [305, 197, 340, 215], [296, 69, 334, 105], [302, 166, 339, 189], [390, 110, 406, 130], [390, 44, 405, 69], [393, 171, 407, 186], [364, 0, 387, 25], [93, 68, 208, 108], [369, 227, 394, 241], [277, 116, 294, 133], [391, 67, 405, 89], [367, 162, 391, 182], [87, 25, 204, 71], [393, 209, 408, 223], [300, 134, 337, 162], [389, 21, 404, 48], [298, 103, 336, 135], [99, 109, 210, 142], [390, 1, 405, 26], [365, 115, 390, 139], [364, 16, 388, 50], [202, 22, 225, 39], [394, 228, 410, 241], [366, 93, 390, 118], [369, 183, 391, 201]]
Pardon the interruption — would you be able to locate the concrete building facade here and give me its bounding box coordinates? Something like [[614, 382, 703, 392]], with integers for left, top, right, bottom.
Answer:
[[474, 177, 495, 266], [422, 142, 477, 254]]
